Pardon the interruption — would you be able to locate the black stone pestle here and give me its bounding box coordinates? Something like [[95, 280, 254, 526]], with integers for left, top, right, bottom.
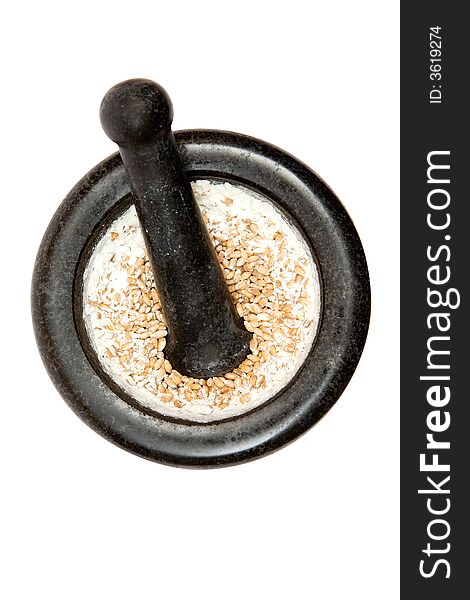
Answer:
[[99, 79, 251, 379]]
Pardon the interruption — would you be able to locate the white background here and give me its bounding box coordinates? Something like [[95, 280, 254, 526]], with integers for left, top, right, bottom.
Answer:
[[1, 1, 399, 598]]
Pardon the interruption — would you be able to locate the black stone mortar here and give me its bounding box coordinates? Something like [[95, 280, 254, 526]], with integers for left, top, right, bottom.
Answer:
[[32, 81, 370, 468]]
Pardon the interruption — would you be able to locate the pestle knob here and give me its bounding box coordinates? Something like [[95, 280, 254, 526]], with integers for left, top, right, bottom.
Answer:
[[100, 79, 251, 379]]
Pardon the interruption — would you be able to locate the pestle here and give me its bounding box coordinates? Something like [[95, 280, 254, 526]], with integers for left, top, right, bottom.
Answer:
[[99, 79, 251, 379]]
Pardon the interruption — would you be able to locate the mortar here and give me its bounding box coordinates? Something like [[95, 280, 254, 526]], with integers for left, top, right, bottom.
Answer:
[[32, 79, 370, 467]]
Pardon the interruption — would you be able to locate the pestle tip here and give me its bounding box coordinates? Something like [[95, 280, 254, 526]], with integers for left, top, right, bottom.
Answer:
[[100, 78, 173, 146]]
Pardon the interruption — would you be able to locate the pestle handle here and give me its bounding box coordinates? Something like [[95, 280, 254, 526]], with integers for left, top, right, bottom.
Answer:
[[99, 79, 251, 378]]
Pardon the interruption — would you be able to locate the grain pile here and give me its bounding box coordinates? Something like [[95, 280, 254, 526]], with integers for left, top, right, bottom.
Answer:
[[83, 181, 320, 421]]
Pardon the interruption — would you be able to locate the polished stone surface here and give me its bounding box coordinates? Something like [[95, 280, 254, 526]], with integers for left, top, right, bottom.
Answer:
[[32, 130, 371, 468]]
